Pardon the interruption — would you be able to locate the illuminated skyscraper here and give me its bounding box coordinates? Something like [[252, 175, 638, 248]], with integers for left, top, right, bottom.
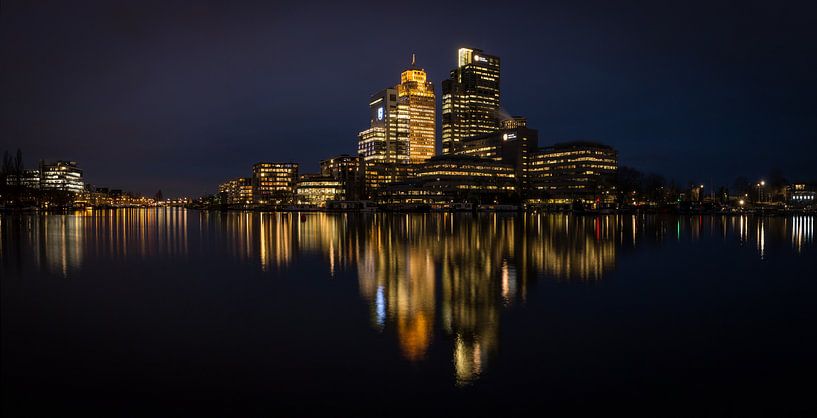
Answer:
[[398, 55, 436, 164], [358, 55, 436, 165], [358, 88, 405, 163], [442, 48, 501, 154]]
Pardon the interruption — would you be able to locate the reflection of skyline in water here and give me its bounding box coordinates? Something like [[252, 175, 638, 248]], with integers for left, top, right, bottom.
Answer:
[[2, 210, 814, 385], [2, 209, 191, 277]]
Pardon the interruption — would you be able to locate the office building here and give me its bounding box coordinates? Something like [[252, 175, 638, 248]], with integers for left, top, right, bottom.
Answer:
[[456, 117, 538, 191], [359, 56, 436, 165], [252, 162, 298, 204], [320, 154, 364, 201], [528, 142, 618, 204], [378, 155, 516, 205], [4, 169, 40, 188], [218, 177, 253, 205], [363, 162, 416, 197], [39, 161, 84, 193], [295, 174, 345, 207], [442, 48, 501, 154], [358, 88, 405, 163], [397, 56, 436, 163]]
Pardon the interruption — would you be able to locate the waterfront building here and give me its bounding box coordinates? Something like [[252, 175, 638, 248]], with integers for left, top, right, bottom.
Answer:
[[789, 183, 816, 204], [378, 155, 516, 205], [320, 154, 364, 200], [295, 174, 345, 207], [4, 169, 40, 188], [39, 161, 83, 193], [218, 177, 253, 205], [252, 162, 298, 204], [528, 142, 618, 204], [82, 187, 154, 207], [358, 88, 405, 163], [441, 47, 501, 154], [363, 161, 416, 197], [456, 117, 538, 192], [397, 56, 436, 164]]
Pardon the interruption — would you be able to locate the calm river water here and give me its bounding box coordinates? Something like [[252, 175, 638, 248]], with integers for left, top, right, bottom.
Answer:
[[2, 210, 815, 416]]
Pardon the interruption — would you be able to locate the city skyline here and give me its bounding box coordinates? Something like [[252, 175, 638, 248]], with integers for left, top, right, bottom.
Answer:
[[3, 3, 817, 414], [2, 1, 816, 196]]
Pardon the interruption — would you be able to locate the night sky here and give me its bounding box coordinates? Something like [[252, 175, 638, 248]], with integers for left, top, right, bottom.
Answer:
[[2, 0, 815, 197]]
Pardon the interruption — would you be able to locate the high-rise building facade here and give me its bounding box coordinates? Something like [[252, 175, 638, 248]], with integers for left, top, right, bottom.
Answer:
[[251, 162, 299, 204], [397, 59, 436, 164], [358, 56, 435, 165], [358, 88, 405, 163], [442, 48, 501, 154]]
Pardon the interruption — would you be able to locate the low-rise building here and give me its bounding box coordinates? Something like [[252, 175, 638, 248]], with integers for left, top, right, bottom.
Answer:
[[252, 162, 298, 204], [363, 161, 416, 198], [39, 161, 84, 193], [4, 169, 40, 188], [320, 154, 364, 201], [378, 155, 516, 205], [218, 177, 253, 205], [456, 117, 538, 192], [528, 142, 617, 205], [295, 174, 345, 207], [789, 183, 815, 204]]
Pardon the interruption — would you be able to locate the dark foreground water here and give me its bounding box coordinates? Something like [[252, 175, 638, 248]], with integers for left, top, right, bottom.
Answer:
[[2, 209, 815, 416]]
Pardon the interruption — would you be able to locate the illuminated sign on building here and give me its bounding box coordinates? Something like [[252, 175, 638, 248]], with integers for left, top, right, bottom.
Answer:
[[377, 107, 384, 121]]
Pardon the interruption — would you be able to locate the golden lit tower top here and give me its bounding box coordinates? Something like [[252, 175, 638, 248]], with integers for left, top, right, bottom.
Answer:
[[397, 54, 436, 164]]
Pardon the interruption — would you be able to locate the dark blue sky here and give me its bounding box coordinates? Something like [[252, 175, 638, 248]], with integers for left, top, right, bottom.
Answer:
[[2, 0, 815, 196]]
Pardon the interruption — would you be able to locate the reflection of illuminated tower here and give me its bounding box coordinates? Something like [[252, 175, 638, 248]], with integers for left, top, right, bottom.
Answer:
[[442, 48, 501, 154], [397, 55, 436, 164], [395, 247, 436, 360], [356, 216, 436, 361], [354, 214, 531, 380]]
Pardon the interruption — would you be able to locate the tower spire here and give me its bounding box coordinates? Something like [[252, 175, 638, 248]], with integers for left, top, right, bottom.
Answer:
[[411, 53, 415, 66]]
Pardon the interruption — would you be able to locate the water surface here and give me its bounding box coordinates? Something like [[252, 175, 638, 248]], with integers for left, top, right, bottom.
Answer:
[[2, 210, 815, 415]]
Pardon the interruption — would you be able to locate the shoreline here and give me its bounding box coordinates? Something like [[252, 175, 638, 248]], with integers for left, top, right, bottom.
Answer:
[[2, 206, 815, 216]]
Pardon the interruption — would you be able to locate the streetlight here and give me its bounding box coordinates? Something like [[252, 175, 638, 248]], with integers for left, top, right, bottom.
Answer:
[[756, 180, 766, 203]]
